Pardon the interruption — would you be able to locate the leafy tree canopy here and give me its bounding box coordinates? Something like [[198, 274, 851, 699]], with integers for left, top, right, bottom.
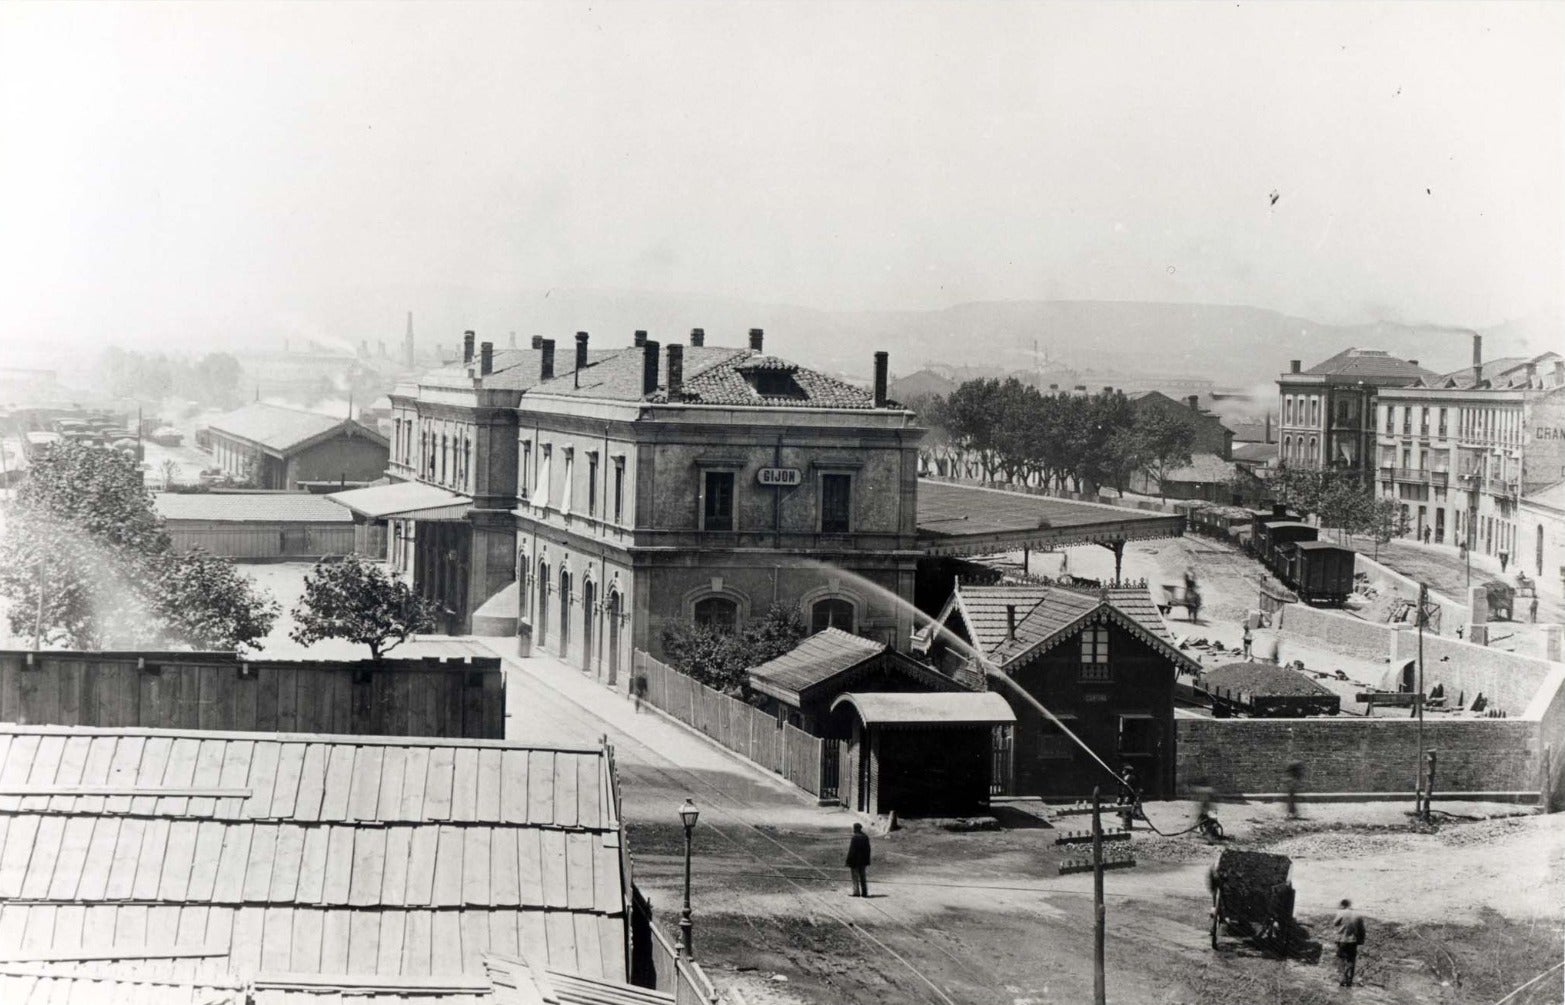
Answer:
[[660, 602, 808, 696], [289, 555, 436, 658]]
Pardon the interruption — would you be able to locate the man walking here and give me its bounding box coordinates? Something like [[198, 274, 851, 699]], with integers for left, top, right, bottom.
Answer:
[[1333, 898, 1367, 987], [1118, 766, 1139, 831], [1283, 760, 1304, 819], [846, 823, 872, 897]]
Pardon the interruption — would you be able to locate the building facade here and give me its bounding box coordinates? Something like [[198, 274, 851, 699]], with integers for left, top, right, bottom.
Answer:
[[1127, 390, 1234, 460], [1276, 348, 1433, 480], [373, 328, 923, 681], [1374, 342, 1565, 556]]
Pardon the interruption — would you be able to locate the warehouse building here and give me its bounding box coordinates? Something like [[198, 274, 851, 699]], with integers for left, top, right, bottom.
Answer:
[[154, 491, 356, 559], [205, 401, 389, 491]]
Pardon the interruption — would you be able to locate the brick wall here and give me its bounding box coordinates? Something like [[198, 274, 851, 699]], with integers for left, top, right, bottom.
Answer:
[[1176, 717, 1542, 797], [1275, 603, 1401, 660], [1387, 632, 1557, 715]]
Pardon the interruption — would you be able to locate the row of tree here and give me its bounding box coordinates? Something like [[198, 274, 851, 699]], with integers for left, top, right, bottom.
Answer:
[[98, 347, 245, 409], [903, 379, 1197, 494], [1264, 466, 1408, 546]]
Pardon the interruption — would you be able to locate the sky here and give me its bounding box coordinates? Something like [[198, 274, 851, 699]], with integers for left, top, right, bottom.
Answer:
[[0, 1, 1560, 357]]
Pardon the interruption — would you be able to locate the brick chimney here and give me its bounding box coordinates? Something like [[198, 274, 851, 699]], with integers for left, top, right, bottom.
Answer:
[[531, 335, 543, 349], [634, 330, 648, 348], [1005, 605, 1017, 641], [540, 339, 555, 380], [1187, 395, 1199, 410], [1289, 359, 1301, 374], [873, 351, 889, 407], [642, 339, 661, 396], [690, 327, 705, 347], [463, 331, 475, 364], [574, 332, 589, 372], [479, 341, 494, 376], [667, 343, 684, 398], [749, 328, 764, 352], [1472, 333, 1484, 386]]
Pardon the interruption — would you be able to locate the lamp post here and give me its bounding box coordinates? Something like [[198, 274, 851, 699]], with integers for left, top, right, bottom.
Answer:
[[676, 797, 699, 960]]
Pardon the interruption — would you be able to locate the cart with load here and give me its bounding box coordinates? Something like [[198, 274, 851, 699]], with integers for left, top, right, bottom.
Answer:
[[1208, 849, 1295, 951]]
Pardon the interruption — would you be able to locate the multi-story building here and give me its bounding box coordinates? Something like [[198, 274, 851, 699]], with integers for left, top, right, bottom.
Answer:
[[369, 328, 922, 682], [1276, 349, 1432, 480], [1374, 335, 1565, 556]]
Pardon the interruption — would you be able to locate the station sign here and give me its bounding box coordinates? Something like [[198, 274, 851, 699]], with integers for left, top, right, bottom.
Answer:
[[757, 467, 802, 487]]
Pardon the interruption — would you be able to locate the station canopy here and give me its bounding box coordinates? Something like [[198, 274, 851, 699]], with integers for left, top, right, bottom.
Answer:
[[916, 480, 1185, 557], [326, 480, 472, 520]]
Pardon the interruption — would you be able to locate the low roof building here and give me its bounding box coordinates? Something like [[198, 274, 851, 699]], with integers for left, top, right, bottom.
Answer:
[[206, 403, 389, 492]]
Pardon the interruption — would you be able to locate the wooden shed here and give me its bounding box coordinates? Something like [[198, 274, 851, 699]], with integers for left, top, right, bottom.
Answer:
[[831, 691, 1016, 817], [154, 491, 355, 559]]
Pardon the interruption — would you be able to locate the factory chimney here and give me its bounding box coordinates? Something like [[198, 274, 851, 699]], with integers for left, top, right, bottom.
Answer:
[[1472, 333, 1484, 386], [403, 312, 415, 367]]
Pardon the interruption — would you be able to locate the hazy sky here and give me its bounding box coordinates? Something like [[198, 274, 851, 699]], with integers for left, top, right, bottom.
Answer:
[[1, 1, 1560, 355]]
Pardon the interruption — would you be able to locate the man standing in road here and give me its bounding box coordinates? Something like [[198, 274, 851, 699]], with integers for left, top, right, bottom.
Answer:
[[1333, 898, 1367, 987], [1242, 622, 1253, 659], [846, 823, 872, 897]]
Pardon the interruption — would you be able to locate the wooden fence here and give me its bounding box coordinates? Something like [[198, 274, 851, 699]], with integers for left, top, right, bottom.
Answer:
[[0, 649, 504, 738], [634, 650, 838, 801]]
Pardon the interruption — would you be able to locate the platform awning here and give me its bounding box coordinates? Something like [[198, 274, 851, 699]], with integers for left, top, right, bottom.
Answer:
[[831, 691, 1017, 728], [916, 480, 1185, 556], [326, 481, 472, 520]]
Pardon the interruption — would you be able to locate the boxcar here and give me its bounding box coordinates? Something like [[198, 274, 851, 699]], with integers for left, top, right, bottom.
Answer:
[[1290, 541, 1355, 605]]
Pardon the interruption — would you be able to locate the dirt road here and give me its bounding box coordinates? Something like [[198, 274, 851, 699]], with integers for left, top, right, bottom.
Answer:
[[496, 646, 1565, 1005]]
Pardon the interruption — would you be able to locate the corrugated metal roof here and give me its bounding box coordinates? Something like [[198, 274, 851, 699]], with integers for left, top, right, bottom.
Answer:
[[0, 725, 629, 1001], [747, 629, 884, 703], [830, 691, 1016, 726], [918, 482, 1181, 541], [208, 404, 385, 454], [154, 493, 354, 524], [328, 481, 471, 519]]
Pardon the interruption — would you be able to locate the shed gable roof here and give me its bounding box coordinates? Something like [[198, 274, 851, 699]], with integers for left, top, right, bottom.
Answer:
[[206, 403, 387, 455]]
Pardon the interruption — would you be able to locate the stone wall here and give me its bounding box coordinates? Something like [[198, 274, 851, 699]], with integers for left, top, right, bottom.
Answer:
[[1355, 553, 1468, 636], [1176, 716, 1542, 799], [1386, 631, 1557, 716], [1275, 603, 1402, 661]]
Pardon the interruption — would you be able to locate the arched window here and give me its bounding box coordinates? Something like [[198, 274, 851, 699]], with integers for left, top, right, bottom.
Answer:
[[810, 598, 855, 635], [607, 590, 623, 677], [1285, 398, 1294, 424], [693, 596, 740, 633], [536, 562, 549, 646], [515, 549, 529, 622], [559, 568, 572, 656]]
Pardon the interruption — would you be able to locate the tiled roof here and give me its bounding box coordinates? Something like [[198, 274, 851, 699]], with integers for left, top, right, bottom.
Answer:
[[154, 492, 353, 523], [524, 346, 887, 410], [1232, 442, 1276, 464], [1201, 662, 1336, 698], [0, 725, 629, 1000], [1300, 348, 1432, 382], [987, 584, 1192, 670], [207, 403, 386, 454], [1523, 478, 1565, 511], [1430, 352, 1563, 390], [747, 628, 884, 703], [949, 584, 1053, 656], [1161, 453, 1238, 484]]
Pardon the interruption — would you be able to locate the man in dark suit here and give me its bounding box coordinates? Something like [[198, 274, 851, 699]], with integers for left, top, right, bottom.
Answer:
[[1333, 898, 1367, 987], [846, 823, 872, 897]]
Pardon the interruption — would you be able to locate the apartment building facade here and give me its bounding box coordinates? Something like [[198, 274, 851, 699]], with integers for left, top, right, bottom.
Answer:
[[1275, 348, 1432, 481]]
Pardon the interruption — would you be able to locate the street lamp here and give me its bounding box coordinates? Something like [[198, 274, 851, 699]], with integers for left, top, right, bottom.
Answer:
[[676, 797, 699, 960]]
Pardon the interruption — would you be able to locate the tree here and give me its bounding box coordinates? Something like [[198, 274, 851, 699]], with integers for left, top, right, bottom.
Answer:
[[660, 602, 808, 696], [289, 555, 436, 658], [15, 440, 169, 554], [154, 550, 279, 650]]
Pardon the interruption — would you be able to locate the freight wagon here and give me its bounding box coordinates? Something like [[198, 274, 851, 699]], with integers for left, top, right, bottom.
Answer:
[[1286, 540, 1356, 605]]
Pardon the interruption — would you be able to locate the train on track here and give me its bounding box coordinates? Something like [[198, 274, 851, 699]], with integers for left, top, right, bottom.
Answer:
[[1177, 501, 1357, 606]]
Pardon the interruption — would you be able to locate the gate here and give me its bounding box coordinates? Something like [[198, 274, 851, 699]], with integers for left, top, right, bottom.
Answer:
[[820, 739, 841, 802], [991, 725, 1014, 796]]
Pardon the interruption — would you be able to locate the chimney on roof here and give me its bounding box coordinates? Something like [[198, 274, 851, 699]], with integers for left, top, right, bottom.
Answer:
[[1290, 359, 1301, 374], [873, 351, 889, 407], [642, 339, 661, 396], [574, 332, 589, 373], [479, 341, 494, 376], [690, 327, 705, 347], [540, 339, 555, 380], [634, 330, 648, 348], [462, 331, 475, 364], [1472, 333, 1484, 386], [667, 343, 684, 398], [749, 328, 764, 352], [531, 335, 543, 349], [1408, 359, 1418, 368], [1005, 604, 1017, 642], [1187, 395, 1200, 411]]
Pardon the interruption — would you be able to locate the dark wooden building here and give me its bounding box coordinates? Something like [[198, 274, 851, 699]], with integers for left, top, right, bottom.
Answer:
[[831, 691, 1015, 816], [748, 627, 965, 735], [932, 582, 1197, 800], [205, 402, 389, 491]]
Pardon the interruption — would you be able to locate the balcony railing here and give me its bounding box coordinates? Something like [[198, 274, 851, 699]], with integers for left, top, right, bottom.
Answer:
[[1393, 468, 1428, 483], [1429, 471, 1449, 487]]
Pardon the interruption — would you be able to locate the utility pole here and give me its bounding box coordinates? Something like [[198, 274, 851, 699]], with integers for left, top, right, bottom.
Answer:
[[1092, 786, 1106, 1005], [1416, 581, 1427, 821]]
